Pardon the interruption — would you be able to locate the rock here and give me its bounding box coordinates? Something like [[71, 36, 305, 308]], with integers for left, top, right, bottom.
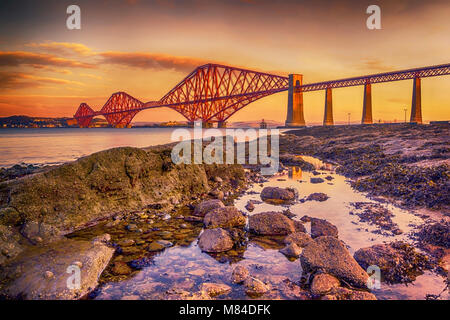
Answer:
[[325, 176, 334, 181], [321, 287, 377, 300], [306, 193, 329, 202], [310, 218, 338, 238], [44, 271, 54, 279], [260, 187, 298, 202], [244, 277, 269, 297], [300, 236, 369, 288], [92, 233, 111, 244], [126, 224, 138, 232], [118, 239, 135, 247], [21, 221, 61, 243], [193, 199, 225, 217], [213, 176, 223, 183], [184, 216, 203, 223], [156, 240, 173, 248], [353, 241, 431, 284], [161, 214, 171, 221], [209, 190, 224, 200], [199, 283, 231, 297], [203, 206, 246, 229], [284, 232, 312, 248], [1, 146, 243, 240], [294, 220, 307, 233], [310, 177, 324, 184], [245, 201, 255, 211], [111, 261, 132, 275], [147, 241, 166, 252], [198, 228, 234, 253], [0, 238, 114, 300], [279, 242, 302, 258], [0, 225, 23, 266], [249, 212, 296, 235], [310, 273, 340, 295], [231, 265, 249, 284]]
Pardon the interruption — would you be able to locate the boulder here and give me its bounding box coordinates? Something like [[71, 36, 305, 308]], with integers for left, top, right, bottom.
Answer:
[[354, 241, 431, 284], [198, 228, 234, 253], [249, 212, 296, 235], [260, 187, 298, 202], [310, 218, 338, 238], [321, 287, 377, 300], [300, 236, 369, 288], [193, 199, 225, 217], [310, 273, 340, 295], [244, 277, 270, 297], [284, 232, 312, 248], [0, 237, 114, 299], [279, 242, 302, 258], [199, 283, 231, 297], [203, 206, 246, 229], [231, 265, 249, 284]]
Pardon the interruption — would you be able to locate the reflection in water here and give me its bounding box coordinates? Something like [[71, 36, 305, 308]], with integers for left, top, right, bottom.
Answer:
[[288, 167, 302, 180]]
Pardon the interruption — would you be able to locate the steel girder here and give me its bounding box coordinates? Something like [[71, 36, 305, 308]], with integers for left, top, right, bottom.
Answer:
[[74, 63, 450, 127]]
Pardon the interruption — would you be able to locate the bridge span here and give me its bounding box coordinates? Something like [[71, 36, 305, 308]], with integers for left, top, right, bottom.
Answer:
[[74, 63, 450, 128]]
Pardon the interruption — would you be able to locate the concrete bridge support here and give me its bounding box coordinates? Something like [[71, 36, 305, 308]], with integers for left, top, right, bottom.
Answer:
[[285, 74, 305, 127], [410, 77, 422, 124], [323, 88, 334, 126], [361, 83, 373, 124]]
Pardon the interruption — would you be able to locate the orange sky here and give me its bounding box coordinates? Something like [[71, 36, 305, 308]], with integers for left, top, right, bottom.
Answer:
[[0, 0, 449, 124]]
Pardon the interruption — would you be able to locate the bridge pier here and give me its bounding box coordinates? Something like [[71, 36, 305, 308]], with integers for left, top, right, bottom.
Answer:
[[323, 88, 334, 126], [361, 82, 373, 124], [410, 77, 422, 124], [285, 74, 305, 127]]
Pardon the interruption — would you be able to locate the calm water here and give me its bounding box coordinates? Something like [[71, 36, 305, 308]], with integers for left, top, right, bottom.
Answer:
[[0, 128, 282, 168], [0, 128, 185, 167]]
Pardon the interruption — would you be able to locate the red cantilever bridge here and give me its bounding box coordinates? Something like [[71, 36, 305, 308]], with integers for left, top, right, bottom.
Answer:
[[74, 63, 450, 128]]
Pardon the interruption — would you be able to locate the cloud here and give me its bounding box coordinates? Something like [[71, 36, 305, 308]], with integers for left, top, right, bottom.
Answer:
[[99, 51, 210, 72], [26, 42, 94, 56], [355, 59, 395, 72], [80, 73, 102, 80], [0, 51, 96, 69], [0, 71, 84, 89]]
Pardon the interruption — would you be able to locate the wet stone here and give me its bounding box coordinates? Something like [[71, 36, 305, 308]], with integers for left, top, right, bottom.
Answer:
[[279, 242, 302, 258], [199, 283, 231, 297], [310, 177, 325, 184], [310, 217, 338, 238], [244, 277, 270, 297], [111, 261, 132, 276], [231, 265, 249, 284], [306, 193, 329, 202], [310, 273, 340, 295], [147, 241, 166, 252], [193, 199, 225, 217]]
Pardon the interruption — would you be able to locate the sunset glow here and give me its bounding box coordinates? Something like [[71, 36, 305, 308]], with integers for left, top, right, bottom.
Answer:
[[0, 0, 449, 124]]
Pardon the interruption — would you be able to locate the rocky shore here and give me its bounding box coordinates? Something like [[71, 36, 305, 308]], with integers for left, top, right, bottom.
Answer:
[[0, 124, 448, 300]]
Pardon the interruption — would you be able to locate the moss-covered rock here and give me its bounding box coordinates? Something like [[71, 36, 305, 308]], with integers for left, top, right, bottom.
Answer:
[[0, 146, 245, 238]]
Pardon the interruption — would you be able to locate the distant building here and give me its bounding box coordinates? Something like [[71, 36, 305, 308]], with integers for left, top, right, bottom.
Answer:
[[260, 119, 267, 129]]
